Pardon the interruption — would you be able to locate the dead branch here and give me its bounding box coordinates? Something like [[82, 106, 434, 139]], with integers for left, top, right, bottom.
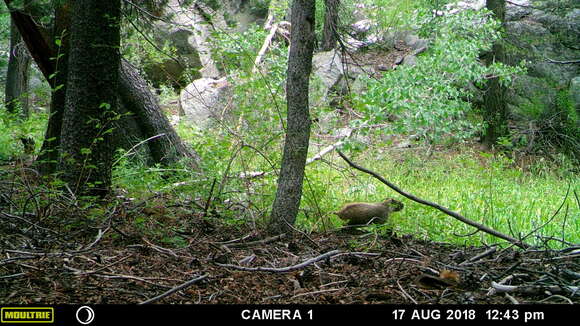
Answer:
[[489, 281, 579, 297], [215, 249, 340, 273], [252, 23, 281, 74], [459, 246, 498, 266], [63, 265, 176, 288], [546, 57, 580, 64], [65, 255, 133, 276], [291, 288, 342, 299], [337, 150, 530, 249], [306, 129, 353, 165], [139, 274, 208, 305], [223, 234, 286, 249]]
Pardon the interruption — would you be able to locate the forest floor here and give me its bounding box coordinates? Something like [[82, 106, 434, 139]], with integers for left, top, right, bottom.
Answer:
[[1, 187, 578, 305]]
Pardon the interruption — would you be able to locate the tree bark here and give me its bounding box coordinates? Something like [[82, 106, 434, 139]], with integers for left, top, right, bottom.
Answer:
[[320, 0, 339, 51], [58, 0, 120, 196], [36, 2, 70, 174], [269, 0, 315, 234], [4, 17, 31, 117], [119, 60, 199, 167], [483, 0, 508, 148], [3, 0, 53, 85]]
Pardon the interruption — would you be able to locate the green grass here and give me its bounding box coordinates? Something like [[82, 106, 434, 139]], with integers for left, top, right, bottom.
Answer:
[[296, 145, 579, 248], [0, 109, 47, 161], [123, 121, 578, 249]]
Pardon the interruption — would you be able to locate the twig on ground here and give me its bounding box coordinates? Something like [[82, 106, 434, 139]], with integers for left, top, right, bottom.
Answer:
[[459, 246, 498, 266], [223, 234, 286, 249], [397, 280, 418, 304], [291, 288, 342, 299], [489, 282, 579, 297], [139, 274, 208, 305], [216, 249, 340, 273]]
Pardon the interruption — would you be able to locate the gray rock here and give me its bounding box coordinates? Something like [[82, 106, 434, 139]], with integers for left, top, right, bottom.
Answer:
[[312, 49, 363, 97], [179, 77, 231, 127], [570, 77, 580, 113], [403, 34, 429, 52], [351, 19, 374, 35], [402, 55, 417, 66], [506, 0, 533, 21], [502, 0, 580, 115]]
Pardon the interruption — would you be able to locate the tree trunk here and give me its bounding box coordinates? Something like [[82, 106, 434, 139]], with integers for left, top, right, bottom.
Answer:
[[58, 0, 120, 196], [3, 0, 199, 173], [269, 0, 316, 234], [320, 0, 339, 51], [4, 17, 31, 117], [119, 60, 199, 167], [483, 0, 508, 148], [3, 0, 53, 84], [36, 2, 70, 175]]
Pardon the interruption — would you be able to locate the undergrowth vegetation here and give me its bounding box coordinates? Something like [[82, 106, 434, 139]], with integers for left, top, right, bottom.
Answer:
[[1, 0, 578, 250]]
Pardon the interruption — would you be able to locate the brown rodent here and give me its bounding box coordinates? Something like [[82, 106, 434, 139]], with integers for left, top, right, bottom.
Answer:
[[334, 198, 404, 226]]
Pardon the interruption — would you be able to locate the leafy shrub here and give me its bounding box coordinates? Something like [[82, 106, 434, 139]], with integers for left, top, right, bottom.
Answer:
[[0, 108, 47, 161], [352, 9, 525, 143]]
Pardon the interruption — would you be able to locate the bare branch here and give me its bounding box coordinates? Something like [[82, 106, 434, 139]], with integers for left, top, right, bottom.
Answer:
[[216, 249, 340, 273], [139, 275, 208, 305]]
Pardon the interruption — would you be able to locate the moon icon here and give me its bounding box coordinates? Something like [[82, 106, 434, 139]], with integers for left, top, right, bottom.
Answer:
[[76, 306, 95, 325]]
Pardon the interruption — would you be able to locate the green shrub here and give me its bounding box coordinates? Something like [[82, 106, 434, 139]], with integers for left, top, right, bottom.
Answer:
[[352, 9, 524, 144]]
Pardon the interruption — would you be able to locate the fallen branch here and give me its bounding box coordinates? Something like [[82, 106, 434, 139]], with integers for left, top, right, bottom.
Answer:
[[223, 234, 286, 249], [306, 129, 353, 165], [291, 288, 342, 299], [488, 281, 579, 297], [546, 57, 580, 64], [216, 249, 340, 273], [139, 274, 208, 305], [63, 265, 176, 288], [459, 246, 497, 266], [252, 23, 281, 74], [336, 151, 530, 249]]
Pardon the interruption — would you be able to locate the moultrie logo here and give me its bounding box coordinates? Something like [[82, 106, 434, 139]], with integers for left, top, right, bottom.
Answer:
[[1, 307, 54, 323]]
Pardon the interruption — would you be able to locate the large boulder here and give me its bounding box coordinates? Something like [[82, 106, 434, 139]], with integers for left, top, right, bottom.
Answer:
[[143, 0, 232, 87], [503, 0, 579, 118], [311, 50, 364, 103], [179, 77, 232, 127], [312, 50, 346, 93]]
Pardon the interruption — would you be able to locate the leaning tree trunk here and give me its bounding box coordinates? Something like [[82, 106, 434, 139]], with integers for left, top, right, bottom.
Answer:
[[4, 17, 31, 117], [119, 60, 199, 167], [269, 0, 316, 234], [58, 0, 120, 196], [482, 0, 508, 148], [320, 0, 339, 51]]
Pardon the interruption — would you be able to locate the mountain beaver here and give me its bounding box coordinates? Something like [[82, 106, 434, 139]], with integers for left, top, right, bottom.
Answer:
[[334, 198, 404, 226]]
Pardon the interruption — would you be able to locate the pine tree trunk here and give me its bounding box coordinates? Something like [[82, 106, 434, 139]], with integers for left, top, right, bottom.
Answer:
[[58, 0, 120, 196], [320, 0, 339, 51], [269, 0, 315, 234], [36, 3, 70, 175], [4, 18, 31, 117], [483, 0, 508, 147]]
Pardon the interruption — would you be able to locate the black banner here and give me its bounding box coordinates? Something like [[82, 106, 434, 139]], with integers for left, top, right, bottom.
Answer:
[[0, 304, 572, 325]]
